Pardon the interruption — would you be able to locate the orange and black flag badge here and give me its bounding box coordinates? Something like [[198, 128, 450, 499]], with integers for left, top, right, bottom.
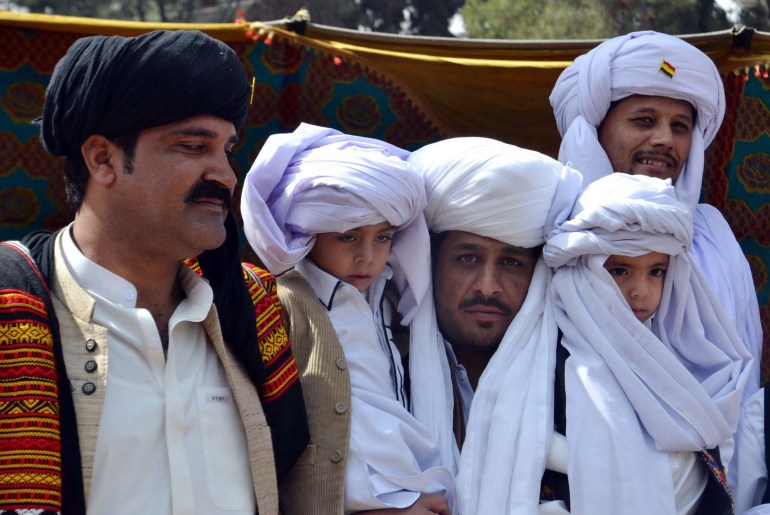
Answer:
[[659, 60, 676, 78]]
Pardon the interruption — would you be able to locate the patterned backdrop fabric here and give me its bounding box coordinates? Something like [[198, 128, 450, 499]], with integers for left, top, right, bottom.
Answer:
[[0, 21, 769, 380]]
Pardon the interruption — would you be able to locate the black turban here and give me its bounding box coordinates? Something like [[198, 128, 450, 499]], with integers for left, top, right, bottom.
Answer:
[[39, 30, 250, 157]]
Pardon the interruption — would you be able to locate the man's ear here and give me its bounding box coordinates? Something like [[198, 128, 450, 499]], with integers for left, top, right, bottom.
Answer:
[[80, 134, 118, 186]]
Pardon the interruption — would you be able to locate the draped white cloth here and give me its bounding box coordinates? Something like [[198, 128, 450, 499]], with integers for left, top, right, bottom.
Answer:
[[408, 137, 582, 515], [549, 31, 762, 398], [241, 123, 454, 509], [543, 173, 752, 515]]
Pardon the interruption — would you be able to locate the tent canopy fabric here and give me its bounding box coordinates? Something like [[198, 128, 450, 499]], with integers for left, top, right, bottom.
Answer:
[[0, 10, 768, 378]]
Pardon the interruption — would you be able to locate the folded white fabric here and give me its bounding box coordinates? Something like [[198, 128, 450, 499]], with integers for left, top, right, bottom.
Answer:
[[544, 173, 752, 515], [409, 137, 582, 514]]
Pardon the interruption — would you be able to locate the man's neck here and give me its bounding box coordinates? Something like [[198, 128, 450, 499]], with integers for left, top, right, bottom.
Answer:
[[71, 216, 186, 344], [452, 344, 495, 390]]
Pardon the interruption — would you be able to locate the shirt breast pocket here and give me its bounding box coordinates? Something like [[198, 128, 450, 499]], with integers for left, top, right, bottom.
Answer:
[[196, 386, 255, 512]]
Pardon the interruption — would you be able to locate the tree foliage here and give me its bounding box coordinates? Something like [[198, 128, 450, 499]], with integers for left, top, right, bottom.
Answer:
[[462, 0, 732, 39]]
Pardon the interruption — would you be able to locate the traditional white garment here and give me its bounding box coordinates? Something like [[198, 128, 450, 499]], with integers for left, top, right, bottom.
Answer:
[[61, 226, 255, 515], [240, 123, 453, 510], [543, 173, 752, 515], [549, 31, 762, 399], [297, 259, 452, 511], [729, 388, 770, 515], [408, 137, 582, 515]]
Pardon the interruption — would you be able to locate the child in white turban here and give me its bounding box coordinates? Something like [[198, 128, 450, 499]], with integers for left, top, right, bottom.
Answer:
[[241, 123, 452, 514], [544, 173, 752, 515]]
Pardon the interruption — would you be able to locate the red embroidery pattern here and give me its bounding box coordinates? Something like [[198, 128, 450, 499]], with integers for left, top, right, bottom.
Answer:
[[0, 289, 62, 512]]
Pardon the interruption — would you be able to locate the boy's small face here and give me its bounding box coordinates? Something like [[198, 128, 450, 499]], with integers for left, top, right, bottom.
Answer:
[[309, 221, 396, 292], [603, 251, 669, 323]]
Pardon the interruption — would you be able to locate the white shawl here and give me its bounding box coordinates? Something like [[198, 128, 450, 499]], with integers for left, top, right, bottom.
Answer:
[[543, 173, 752, 515], [408, 137, 582, 514]]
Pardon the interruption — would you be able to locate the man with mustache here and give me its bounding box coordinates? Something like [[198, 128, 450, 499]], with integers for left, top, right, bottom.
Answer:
[[0, 30, 308, 515], [550, 31, 762, 401], [406, 138, 582, 513]]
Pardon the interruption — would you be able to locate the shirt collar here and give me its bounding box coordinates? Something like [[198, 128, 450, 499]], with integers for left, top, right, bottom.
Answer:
[[61, 224, 213, 319], [295, 259, 344, 310], [61, 224, 139, 308]]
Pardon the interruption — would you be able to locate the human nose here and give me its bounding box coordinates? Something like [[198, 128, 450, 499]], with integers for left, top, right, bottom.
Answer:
[[628, 278, 648, 299], [473, 262, 502, 297], [355, 242, 374, 264], [203, 152, 237, 191], [649, 123, 674, 149]]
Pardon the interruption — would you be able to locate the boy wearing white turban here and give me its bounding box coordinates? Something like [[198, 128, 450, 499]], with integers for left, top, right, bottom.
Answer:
[[550, 31, 762, 400], [407, 137, 582, 514], [241, 123, 453, 515], [544, 173, 752, 515]]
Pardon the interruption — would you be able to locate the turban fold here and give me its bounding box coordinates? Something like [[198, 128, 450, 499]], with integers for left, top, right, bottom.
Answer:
[[407, 138, 582, 514], [549, 30, 724, 211], [39, 30, 250, 157], [241, 122, 429, 323], [544, 173, 751, 515], [410, 137, 581, 247]]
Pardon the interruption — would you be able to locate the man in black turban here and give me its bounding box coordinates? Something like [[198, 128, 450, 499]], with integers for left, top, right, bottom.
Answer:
[[0, 30, 308, 515]]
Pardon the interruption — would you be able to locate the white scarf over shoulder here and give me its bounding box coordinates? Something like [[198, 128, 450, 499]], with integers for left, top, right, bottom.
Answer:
[[408, 138, 582, 515], [543, 173, 752, 515], [550, 31, 762, 397]]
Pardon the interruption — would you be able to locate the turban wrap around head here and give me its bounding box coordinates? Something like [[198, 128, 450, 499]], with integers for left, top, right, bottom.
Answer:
[[39, 29, 250, 157], [241, 122, 429, 323], [549, 30, 724, 212], [543, 173, 751, 515], [407, 137, 583, 514]]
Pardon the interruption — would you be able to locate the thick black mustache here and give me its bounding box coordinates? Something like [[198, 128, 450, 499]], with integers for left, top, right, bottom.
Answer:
[[459, 294, 512, 314], [185, 181, 232, 209]]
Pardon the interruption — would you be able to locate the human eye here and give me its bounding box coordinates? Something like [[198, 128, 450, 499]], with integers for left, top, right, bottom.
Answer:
[[457, 254, 478, 265], [606, 267, 627, 277], [177, 142, 207, 154], [672, 121, 692, 134], [631, 116, 654, 126], [375, 233, 394, 244], [650, 267, 667, 278], [338, 233, 357, 242], [501, 257, 523, 267]]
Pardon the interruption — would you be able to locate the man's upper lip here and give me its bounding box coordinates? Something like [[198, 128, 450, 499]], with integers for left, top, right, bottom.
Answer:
[[466, 306, 506, 315], [194, 197, 226, 206]]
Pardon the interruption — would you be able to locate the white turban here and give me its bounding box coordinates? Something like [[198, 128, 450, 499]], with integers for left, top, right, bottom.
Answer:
[[241, 122, 429, 322], [408, 138, 582, 514], [550, 30, 762, 401], [544, 173, 752, 515], [550, 30, 725, 212]]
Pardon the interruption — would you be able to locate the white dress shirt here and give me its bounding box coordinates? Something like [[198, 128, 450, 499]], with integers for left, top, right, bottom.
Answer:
[[296, 259, 453, 512], [730, 388, 770, 515], [61, 226, 255, 515]]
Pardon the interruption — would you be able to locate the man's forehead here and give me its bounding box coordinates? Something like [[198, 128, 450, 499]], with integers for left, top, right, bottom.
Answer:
[[442, 230, 536, 255], [611, 94, 695, 120]]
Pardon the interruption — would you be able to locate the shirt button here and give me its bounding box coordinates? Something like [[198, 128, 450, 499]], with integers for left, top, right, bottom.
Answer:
[[85, 339, 97, 352], [84, 360, 98, 373], [458, 369, 466, 381], [334, 402, 347, 414], [335, 357, 347, 370], [82, 382, 96, 395], [330, 449, 344, 463]]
